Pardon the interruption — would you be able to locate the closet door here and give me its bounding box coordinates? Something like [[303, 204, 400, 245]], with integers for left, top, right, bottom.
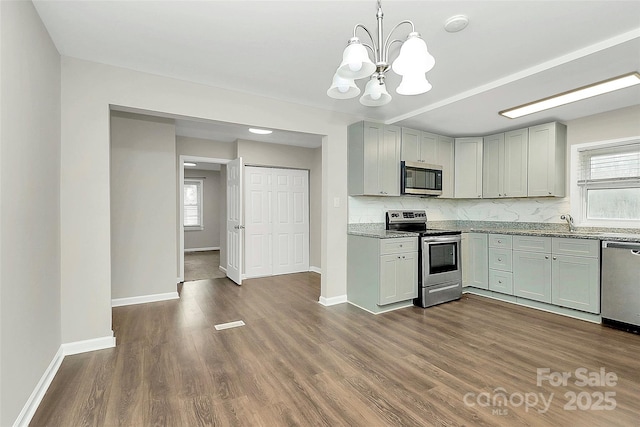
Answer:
[[244, 167, 273, 278], [273, 169, 309, 275], [244, 167, 309, 278]]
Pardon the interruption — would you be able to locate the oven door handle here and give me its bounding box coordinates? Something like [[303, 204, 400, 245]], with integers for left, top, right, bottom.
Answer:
[[423, 236, 461, 243]]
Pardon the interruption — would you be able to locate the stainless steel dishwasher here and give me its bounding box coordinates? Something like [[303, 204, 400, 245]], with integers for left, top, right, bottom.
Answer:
[[601, 241, 640, 334]]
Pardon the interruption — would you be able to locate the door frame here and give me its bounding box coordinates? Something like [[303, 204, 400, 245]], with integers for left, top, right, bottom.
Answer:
[[178, 155, 230, 282]]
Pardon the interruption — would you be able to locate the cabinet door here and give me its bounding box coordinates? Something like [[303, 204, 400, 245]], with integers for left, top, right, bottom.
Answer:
[[381, 125, 401, 196], [401, 128, 420, 162], [397, 251, 419, 301], [552, 255, 600, 314], [436, 135, 455, 198], [420, 132, 438, 163], [503, 129, 528, 197], [454, 137, 483, 198], [379, 252, 417, 305], [482, 133, 503, 198], [513, 251, 552, 303], [528, 123, 565, 197], [362, 122, 385, 195], [467, 233, 489, 289]]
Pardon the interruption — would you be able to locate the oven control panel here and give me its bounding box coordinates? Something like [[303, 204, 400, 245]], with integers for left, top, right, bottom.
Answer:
[[386, 210, 427, 223]]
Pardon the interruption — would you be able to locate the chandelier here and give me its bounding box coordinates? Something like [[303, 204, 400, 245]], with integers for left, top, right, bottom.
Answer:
[[327, 0, 435, 107]]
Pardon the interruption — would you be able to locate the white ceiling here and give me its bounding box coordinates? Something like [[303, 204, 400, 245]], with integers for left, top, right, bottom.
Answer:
[[34, 0, 640, 141]]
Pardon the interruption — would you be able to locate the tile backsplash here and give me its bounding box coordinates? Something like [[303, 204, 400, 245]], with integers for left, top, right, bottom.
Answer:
[[348, 196, 571, 224]]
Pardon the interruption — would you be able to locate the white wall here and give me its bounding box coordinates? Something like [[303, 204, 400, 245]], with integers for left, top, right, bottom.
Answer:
[[110, 111, 178, 300], [60, 57, 355, 345], [349, 106, 640, 225], [0, 1, 61, 425], [184, 169, 223, 250]]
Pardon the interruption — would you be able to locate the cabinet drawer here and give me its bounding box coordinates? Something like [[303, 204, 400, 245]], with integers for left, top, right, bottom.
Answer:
[[552, 238, 599, 258], [489, 234, 512, 249], [513, 235, 552, 253], [489, 270, 513, 295], [380, 237, 417, 255], [489, 248, 512, 271]]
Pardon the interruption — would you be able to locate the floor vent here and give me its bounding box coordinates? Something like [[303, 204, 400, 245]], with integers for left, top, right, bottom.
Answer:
[[214, 320, 245, 331]]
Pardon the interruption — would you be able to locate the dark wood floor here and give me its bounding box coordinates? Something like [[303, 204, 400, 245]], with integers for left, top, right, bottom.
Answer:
[[32, 273, 640, 426]]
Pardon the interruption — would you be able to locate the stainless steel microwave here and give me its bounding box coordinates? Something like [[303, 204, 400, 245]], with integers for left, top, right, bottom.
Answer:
[[401, 161, 443, 196]]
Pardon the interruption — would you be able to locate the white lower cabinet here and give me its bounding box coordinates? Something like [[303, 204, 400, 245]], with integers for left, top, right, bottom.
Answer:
[[379, 251, 418, 305], [551, 243, 600, 314], [511, 236, 600, 313], [347, 235, 418, 314], [513, 249, 553, 303], [488, 234, 514, 294], [462, 233, 488, 289]]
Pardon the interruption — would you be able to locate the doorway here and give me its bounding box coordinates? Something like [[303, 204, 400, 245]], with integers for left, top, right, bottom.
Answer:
[[179, 155, 230, 282]]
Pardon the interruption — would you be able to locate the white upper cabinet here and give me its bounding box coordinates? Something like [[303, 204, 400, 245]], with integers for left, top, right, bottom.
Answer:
[[454, 137, 483, 198], [482, 133, 504, 198], [401, 128, 438, 163], [527, 122, 567, 197], [437, 135, 455, 198], [483, 129, 528, 198], [504, 129, 529, 197], [401, 128, 454, 198], [349, 121, 401, 196]]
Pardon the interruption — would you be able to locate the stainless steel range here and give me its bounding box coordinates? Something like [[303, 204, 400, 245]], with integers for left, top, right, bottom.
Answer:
[[386, 210, 462, 308]]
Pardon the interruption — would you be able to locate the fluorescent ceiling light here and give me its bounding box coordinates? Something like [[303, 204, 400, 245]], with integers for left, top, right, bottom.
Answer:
[[184, 162, 197, 167], [499, 72, 640, 119], [249, 128, 273, 135]]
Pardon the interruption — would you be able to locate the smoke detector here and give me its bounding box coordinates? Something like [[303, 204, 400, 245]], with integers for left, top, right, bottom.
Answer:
[[444, 15, 469, 33]]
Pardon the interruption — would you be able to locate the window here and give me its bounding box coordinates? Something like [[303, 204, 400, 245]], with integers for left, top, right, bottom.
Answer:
[[574, 138, 640, 225], [184, 179, 204, 230]]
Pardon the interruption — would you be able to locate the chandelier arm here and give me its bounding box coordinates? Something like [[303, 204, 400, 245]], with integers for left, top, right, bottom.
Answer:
[[353, 24, 378, 53], [383, 20, 415, 56], [384, 39, 404, 63], [362, 43, 375, 55]]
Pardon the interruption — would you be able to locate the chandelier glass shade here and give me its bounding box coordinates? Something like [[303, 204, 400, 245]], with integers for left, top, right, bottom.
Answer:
[[327, 0, 435, 107]]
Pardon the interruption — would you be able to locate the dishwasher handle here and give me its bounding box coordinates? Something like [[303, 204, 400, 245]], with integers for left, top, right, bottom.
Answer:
[[602, 241, 640, 251]]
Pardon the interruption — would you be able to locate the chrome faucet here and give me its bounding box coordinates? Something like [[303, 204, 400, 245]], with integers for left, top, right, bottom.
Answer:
[[560, 214, 576, 232]]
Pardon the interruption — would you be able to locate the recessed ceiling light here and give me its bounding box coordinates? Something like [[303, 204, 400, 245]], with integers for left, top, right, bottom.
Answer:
[[249, 127, 273, 135], [500, 72, 640, 119], [184, 162, 197, 167], [444, 15, 469, 33]]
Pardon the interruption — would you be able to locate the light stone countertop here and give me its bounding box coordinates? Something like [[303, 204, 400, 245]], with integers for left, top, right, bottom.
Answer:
[[348, 221, 640, 243]]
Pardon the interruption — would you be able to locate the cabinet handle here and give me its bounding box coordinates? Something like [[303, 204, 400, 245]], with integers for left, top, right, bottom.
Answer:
[[548, 192, 552, 195], [497, 240, 502, 243], [504, 193, 507, 197], [497, 258, 502, 262], [553, 257, 557, 260], [478, 195, 481, 198], [498, 280, 502, 284], [545, 256, 549, 259], [498, 194, 502, 197]]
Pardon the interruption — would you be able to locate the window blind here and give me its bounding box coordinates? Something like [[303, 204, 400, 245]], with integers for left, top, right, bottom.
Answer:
[[577, 141, 640, 186]]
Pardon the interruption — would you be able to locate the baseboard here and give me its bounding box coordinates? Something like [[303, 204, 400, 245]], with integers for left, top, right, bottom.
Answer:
[[12, 347, 64, 427], [309, 266, 321, 274], [318, 294, 347, 306], [111, 291, 180, 307], [219, 265, 227, 273], [184, 246, 220, 252], [61, 334, 117, 356]]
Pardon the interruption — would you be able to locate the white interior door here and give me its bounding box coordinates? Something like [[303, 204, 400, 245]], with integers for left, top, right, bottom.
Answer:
[[245, 167, 273, 278], [273, 168, 309, 276], [244, 167, 309, 278], [226, 157, 243, 285]]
